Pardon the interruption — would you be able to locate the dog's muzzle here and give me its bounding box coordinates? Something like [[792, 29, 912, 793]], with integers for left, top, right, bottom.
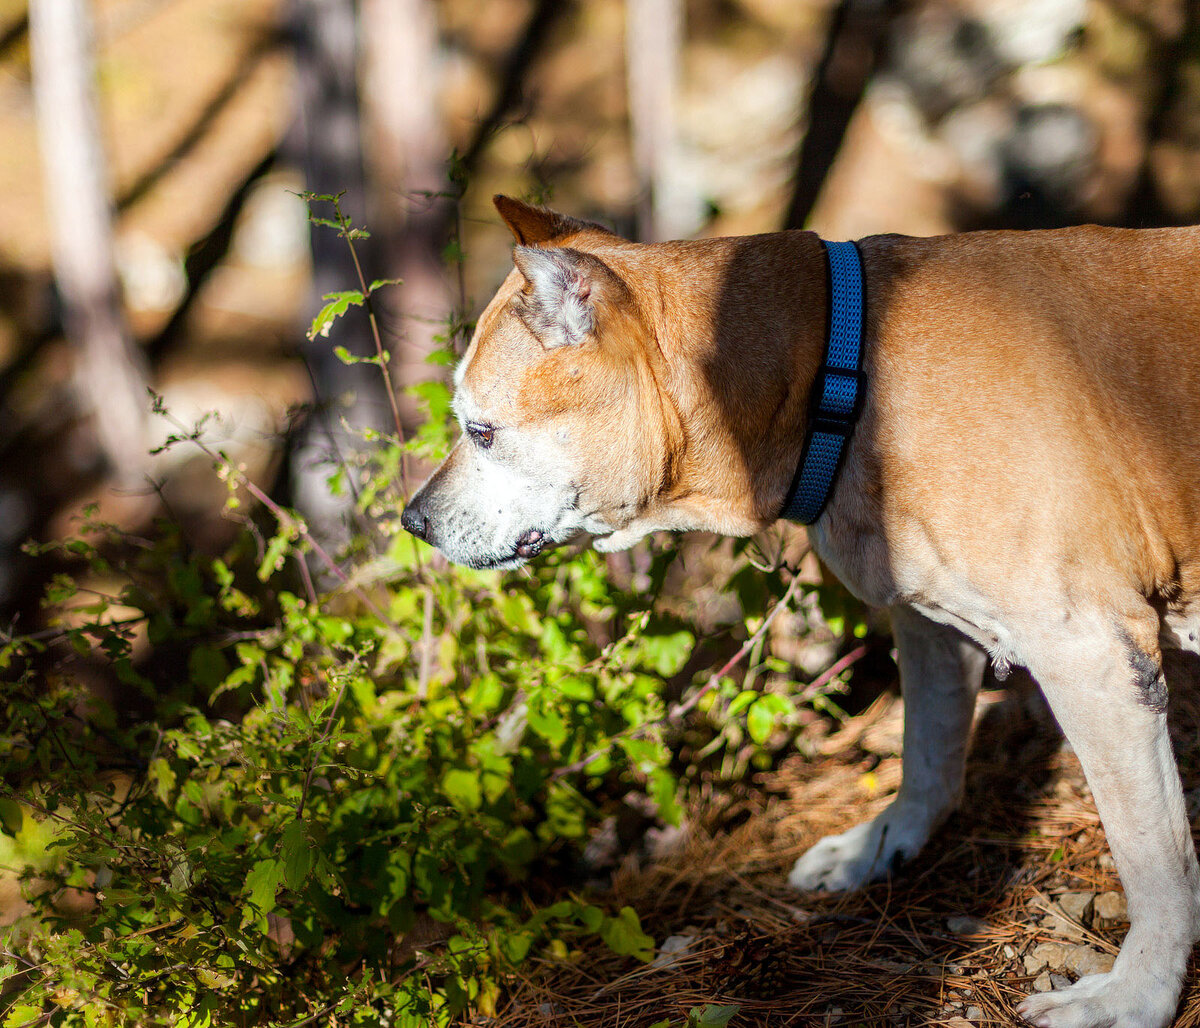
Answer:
[[400, 491, 549, 567]]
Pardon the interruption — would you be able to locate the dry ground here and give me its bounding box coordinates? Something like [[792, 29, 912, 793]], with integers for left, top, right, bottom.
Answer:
[[498, 655, 1200, 1027]]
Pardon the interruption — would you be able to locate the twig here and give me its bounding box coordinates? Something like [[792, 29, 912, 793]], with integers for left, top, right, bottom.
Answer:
[[416, 588, 434, 700], [798, 643, 868, 700], [668, 573, 804, 724], [152, 401, 401, 634], [295, 674, 348, 821], [553, 574, 805, 779], [329, 195, 410, 496]]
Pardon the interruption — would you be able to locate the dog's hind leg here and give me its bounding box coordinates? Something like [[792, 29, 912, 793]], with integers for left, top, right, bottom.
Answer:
[[789, 604, 987, 892], [1016, 611, 1200, 1028]]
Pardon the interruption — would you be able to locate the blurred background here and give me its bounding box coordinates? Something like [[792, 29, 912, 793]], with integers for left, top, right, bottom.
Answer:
[[2, 0, 1199, 627]]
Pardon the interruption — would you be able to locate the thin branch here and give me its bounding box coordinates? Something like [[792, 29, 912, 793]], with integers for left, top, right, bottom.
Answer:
[[553, 573, 805, 780], [153, 402, 401, 633]]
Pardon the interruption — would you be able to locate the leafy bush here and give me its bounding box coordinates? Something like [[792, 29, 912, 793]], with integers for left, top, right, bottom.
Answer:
[[0, 197, 858, 1026]]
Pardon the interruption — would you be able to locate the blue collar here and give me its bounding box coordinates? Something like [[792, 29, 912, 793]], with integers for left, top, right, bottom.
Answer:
[[780, 239, 867, 524]]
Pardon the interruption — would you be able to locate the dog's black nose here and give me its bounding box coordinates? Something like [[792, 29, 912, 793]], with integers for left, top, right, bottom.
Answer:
[[401, 500, 430, 541]]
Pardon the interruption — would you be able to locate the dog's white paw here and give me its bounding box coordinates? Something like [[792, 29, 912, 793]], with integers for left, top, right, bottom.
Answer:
[[1017, 970, 1179, 1028], [788, 803, 932, 892]]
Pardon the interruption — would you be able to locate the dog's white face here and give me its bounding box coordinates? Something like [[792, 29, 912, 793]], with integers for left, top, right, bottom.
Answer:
[[402, 242, 673, 570]]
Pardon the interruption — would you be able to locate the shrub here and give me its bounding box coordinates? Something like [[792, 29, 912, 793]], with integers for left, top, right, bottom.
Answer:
[[0, 197, 859, 1026]]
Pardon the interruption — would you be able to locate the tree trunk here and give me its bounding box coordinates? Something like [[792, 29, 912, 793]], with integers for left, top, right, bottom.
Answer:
[[29, 0, 149, 484], [626, 0, 693, 241], [361, 0, 453, 434], [284, 0, 387, 540]]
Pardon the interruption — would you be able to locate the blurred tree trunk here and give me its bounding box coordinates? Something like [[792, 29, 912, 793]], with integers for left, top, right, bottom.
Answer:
[[29, 0, 149, 484], [783, 0, 895, 231], [284, 0, 388, 540], [361, 0, 453, 434], [626, 0, 696, 241]]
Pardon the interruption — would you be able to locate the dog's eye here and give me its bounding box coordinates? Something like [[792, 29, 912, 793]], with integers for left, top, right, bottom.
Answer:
[[466, 422, 495, 449]]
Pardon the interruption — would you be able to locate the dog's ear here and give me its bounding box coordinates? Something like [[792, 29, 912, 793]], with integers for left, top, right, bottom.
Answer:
[[493, 195, 611, 245], [512, 246, 603, 347]]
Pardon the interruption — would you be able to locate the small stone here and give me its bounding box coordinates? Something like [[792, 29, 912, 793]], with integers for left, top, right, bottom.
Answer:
[[966, 1006, 983, 1022], [1057, 891, 1095, 925], [1003, 944, 1016, 959], [1026, 941, 1068, 974], [1095, 890, 1127, 922], [1033, 971, 1054, 992], [1064, 944, 1115, 977], [649, 933, 695, 969], [1039, 909, 1088, 941], [947, 915, 988, 935], [1098, 854, 1116, 870], [1051, 973, 1072, 990]]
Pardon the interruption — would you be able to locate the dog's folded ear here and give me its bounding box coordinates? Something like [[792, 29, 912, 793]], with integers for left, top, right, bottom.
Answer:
[[494, 194, 613, 245], [513, 246, 609, 348]]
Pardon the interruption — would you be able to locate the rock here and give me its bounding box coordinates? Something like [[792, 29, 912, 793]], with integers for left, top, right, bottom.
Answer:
[[1039, 909, 1088, 942], [947, 915, 988, 935], [1003, 944, 1016, 959], [1034, 971, 1054, 992], [1064, 945, 1114, 977], [649, 933, 696, 970], [1025, 941, 1068, 974], [1057, 891, 1095, 925], [1095, 890, 1127, 922], [966, 1006, 983, 1022], [1050, 973, 1072, 990]]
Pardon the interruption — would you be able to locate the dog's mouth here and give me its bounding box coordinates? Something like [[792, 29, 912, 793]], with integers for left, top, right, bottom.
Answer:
[[465, 528, 551, 570], [514, 528, 546, 559]]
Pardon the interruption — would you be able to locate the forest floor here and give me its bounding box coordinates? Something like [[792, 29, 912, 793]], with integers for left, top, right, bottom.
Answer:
[[498, 659, 1200, 1028]]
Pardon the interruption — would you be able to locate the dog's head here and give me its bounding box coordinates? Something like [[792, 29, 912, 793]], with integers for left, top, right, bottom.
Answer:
[[400, 196, 684, 570]]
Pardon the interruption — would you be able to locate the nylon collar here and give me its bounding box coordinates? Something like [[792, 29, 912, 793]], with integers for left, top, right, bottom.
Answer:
[[780, 239, 867, 525]]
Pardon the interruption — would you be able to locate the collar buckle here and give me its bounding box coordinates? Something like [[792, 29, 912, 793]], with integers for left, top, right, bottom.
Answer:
[[811, 365, 867, 423]]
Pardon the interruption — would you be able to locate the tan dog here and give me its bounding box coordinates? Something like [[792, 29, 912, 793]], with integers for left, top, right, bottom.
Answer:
[[401, 196, 1200, 1028]]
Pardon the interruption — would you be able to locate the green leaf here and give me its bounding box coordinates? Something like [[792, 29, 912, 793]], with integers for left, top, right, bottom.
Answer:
[[307, 290, 365, 340], [727, 690, 758, 717], [244, 858, 285, 920], [638, 630, 694, 676], [148, 757, 176, 804], [4, 1005, 42, 1028], [747, 699, 775, 745], [441, 768, 482, 811], [527, 696, 567, 747], [0, 798, 21, 837], [599, 906, 654, 962], [281, 821, 313, 891], [45, 572, 78, 604], [690, 1004, 740, 1028], [258, 528, 294, 582], [500, 931, 533, 964]]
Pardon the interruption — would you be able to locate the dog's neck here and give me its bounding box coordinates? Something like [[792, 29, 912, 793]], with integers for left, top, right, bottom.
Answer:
[[593, 231, 830, 534]]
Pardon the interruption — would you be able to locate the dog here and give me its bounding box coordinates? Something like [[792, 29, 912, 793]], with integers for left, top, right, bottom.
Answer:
[[401, 195, 1200, 1028]]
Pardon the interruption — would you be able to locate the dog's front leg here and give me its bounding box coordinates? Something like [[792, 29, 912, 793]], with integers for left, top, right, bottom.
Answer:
[[1016, 621, 1200, 1028], [789, 604, 987, 891]]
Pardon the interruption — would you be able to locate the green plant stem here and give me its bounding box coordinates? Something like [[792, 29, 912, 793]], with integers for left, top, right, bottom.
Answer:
[[155, 403, 401, 634], [330, 196, 410, 496], [552, 573, 804, 780]]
